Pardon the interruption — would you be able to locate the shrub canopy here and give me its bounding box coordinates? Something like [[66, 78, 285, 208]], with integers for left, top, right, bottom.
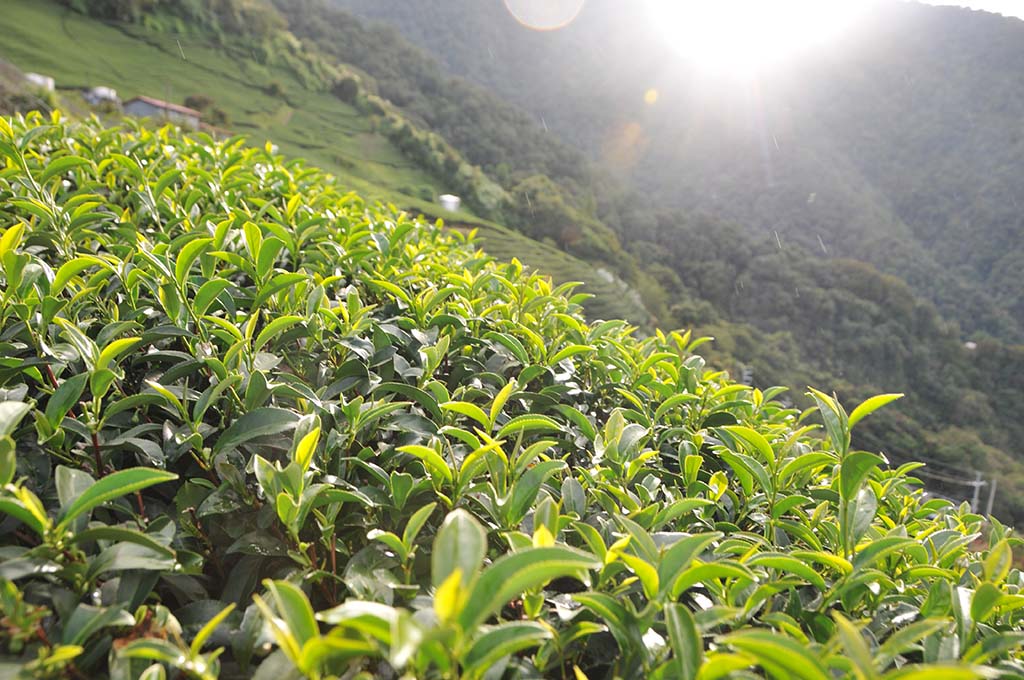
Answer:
[[0, 112, 1022, 679]]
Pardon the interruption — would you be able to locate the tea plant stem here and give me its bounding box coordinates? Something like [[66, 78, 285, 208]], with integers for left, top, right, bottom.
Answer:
[[91, 431, 104, 477]]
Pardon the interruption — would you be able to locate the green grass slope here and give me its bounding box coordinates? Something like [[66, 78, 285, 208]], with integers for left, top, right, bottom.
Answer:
[[0, 0, 434, 200]]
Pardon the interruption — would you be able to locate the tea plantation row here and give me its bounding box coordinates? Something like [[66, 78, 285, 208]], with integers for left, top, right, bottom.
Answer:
[[0, 112, 1021, 678]]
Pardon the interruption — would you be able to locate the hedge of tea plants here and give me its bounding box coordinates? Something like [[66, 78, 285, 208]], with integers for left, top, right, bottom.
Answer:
[[0, 112, 1022, 679]]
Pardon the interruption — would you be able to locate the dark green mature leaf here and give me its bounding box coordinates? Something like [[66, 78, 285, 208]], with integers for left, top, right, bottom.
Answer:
[[56, 468, 178, 531], [44, 374, 88, 426], [212, 408, 301, 455], [61, 604, 134, 646], [506, 459, 567, 526]]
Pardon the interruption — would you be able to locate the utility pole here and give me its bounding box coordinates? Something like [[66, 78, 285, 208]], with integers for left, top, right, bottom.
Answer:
[[985, 477, 998, 517], [970, 471, 983, 513]]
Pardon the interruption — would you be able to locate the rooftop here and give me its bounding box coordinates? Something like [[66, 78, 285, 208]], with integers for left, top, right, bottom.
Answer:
[[125, 95, 201, 117]]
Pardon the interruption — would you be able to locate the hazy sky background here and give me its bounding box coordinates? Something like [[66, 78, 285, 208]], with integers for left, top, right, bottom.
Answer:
[[921, 1, 1024, 18]]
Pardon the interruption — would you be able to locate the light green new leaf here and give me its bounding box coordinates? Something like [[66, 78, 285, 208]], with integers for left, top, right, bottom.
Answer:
[[40, 155, 92, 183], [461, 622, 552, 678], [442, 401, 490, 428], [402, 502, 437, 548], [495, 414, 561, 439], [720, 425, 776, 466], [254, 315, 303, 352], [748, 554, 827, 591], [432, 509, 486, 588], [265, 580, 319, 648], [52, 255, 106, 295], [458, 546, 600, 632], [174, 237, 213, 288], [722, 630, 830, 680], [397, 444, 453, 484], [671, 561, 756, 599], [665, 604, 702, 680], [548, 344, 594, 365], [848, 393, 903, 430], [970, 582, 1004, 622], [831, 613, 877, 680], [882, 665, 984, 680], [193, 278, 233, 316], [190, 603, 236, 656], [96, 337, 142, 372], [807, 387, 848, 456]]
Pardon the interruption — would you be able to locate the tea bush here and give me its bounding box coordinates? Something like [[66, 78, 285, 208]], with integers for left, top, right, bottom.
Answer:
[[0, 112, 1022, 679]]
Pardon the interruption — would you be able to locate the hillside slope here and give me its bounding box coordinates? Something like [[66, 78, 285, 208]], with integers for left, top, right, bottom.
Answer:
[[0, 0, 653, 326], [2, 110, 1022, 679]]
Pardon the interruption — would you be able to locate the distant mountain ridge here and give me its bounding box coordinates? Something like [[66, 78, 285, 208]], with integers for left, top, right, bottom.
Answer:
[[332, 0, 1024, 342]]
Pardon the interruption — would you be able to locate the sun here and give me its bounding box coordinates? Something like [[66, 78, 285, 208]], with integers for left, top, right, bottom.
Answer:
[[645, 0, 865, 76]]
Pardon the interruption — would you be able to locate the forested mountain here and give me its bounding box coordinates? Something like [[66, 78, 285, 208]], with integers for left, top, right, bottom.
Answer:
[[333, 0, 1024, 343]]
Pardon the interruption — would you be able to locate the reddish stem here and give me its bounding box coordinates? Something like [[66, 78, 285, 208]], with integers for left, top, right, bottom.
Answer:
[[91, 432, 104, 477], [135, 491, 146, 521]]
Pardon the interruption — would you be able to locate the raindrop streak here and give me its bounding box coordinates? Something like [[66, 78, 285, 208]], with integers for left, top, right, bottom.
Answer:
[[774, 231, 783, 249], [817, 234, 828, 254], [176, 38, 187, 61], [503, 0, 586, 31], [541, 115, 549, 132]]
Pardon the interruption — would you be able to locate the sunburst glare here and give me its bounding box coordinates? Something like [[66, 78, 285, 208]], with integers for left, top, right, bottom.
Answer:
[[645, 0, 867, 76]]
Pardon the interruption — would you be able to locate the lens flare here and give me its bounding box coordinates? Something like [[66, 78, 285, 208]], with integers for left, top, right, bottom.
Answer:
[[503, 0, 586, 31]]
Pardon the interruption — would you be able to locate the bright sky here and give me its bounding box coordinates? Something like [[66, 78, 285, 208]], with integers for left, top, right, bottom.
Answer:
[[635, 0, 1024, 77], [919, 0, 1024, 18]]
